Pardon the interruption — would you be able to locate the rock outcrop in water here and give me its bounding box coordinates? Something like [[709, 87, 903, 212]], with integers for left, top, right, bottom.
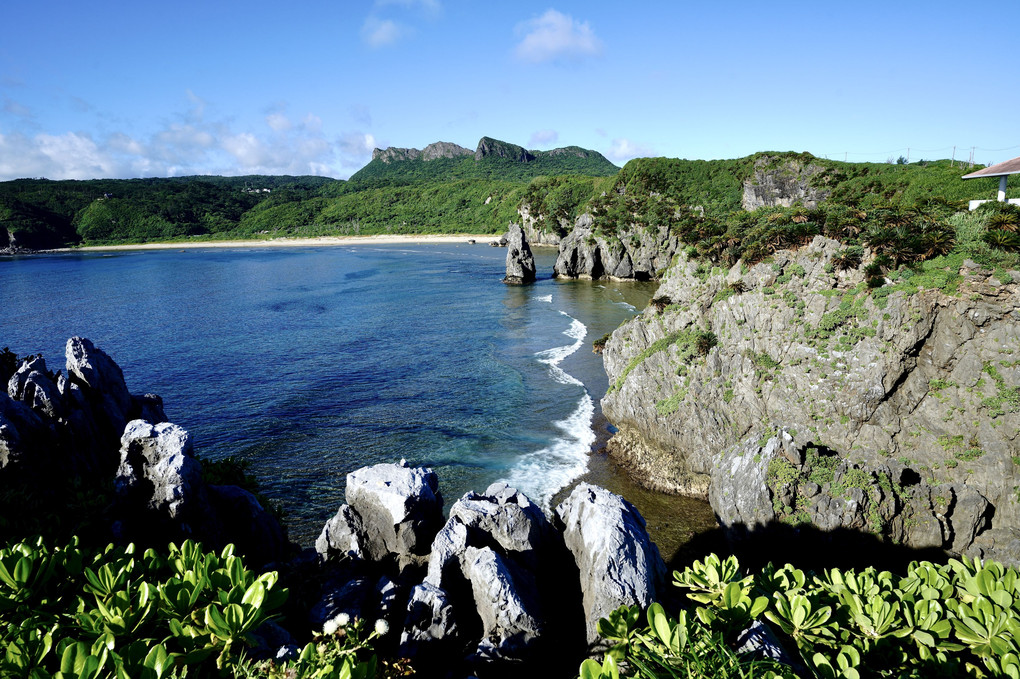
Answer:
[[601, 236, 1020, 565], [503, 223, 536, 284], [0, 337, 287, 566]]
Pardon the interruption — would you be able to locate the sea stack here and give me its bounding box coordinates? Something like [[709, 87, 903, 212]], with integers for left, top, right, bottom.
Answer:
[[503, 223, 536, 285]]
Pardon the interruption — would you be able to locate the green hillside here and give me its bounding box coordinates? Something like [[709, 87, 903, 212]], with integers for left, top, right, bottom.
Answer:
[[348, 136, 619, 186], [0, 145, 1014, 251]]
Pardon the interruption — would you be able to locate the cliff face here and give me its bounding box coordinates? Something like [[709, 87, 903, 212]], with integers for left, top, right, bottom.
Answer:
[[601, 237, 1020, 563], [518, 203, 566, 246], [742, 155, 830, 210], [552, 213, 679, 281], [371, 142, 473, 164]]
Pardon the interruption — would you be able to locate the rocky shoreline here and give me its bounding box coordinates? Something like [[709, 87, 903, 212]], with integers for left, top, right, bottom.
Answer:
[[1, 338, 676, 676], [599, 236, 1020, 567]]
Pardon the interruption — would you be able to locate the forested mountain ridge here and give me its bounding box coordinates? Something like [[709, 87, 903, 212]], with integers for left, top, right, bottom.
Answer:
[[348, 136, 619, 186], [0, 144, 1012, 252]]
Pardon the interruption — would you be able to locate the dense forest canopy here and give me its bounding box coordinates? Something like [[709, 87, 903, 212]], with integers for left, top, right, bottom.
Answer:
[[0, 140, 1012, 250]]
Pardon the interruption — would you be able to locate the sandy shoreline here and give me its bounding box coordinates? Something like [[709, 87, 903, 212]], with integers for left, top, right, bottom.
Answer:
[[50, 233, 498, 252]]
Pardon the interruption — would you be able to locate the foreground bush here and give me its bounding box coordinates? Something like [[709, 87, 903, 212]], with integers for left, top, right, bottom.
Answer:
[[583, 554, 1020, 679], [0, 537, 287, 677]]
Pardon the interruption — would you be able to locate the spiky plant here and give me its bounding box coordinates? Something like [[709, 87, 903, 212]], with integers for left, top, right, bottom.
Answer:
[[983, 229, 1020, 252]]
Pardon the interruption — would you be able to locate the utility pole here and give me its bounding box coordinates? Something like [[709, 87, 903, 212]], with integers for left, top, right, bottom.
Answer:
[[906, 147, 910, 163], [951, 146, 956, 167]]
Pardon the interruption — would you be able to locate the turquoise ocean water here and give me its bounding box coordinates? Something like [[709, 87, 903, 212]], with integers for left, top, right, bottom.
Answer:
[[1, 243, 656, 545]]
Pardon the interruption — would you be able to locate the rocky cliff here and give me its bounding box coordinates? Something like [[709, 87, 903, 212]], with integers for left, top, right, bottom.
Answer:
[[553, 212, 679, 281], [1, 338, 287, 565], [371, 142, 473, 163], [601, 237, 1020, 564], [741, 155, 830, 210]]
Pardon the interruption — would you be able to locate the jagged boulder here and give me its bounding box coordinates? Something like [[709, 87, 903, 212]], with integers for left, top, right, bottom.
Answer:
[[115, 420, 203, 520], [404, 482, 575, 667], [8, 356, 64, 420], [555, 483, 666, 645], [462, 545, 543, 663], [318, 461, 443, 568], [316, 504, 368, 560], [503, 223, 536, 285], [0, 392, 49, 471], [400, 582, 461, 661]]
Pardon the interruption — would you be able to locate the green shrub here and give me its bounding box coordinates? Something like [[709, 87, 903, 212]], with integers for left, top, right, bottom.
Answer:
[[581, 552, 1020, 679], [0, 537, 288, 677]]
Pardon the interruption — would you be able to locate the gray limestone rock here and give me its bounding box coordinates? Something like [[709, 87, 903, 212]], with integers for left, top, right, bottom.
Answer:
[[8, 356, 64, 420], [555, 483, 666, 645], [344, 461, 444, 564], [503, 223, 536, 285], [421, 141, 472, 161], [601, 235, 1020, 564], [554, 213, 676, 281], [66, 336, 132, 422], [400, 582, 460, 660], [316, 504, 368, 561], [0, 392, 49, 471], [741, 156, 830, 210], [115, 420, 202, 519], [461, 545, 543, 661]]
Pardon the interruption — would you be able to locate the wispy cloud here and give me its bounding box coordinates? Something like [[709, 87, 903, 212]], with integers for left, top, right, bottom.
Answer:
[[529, 129, 559, 148], [0, 96, 364, 180], [605, 138, 656, 163], [361, 17, 408, 48], [3, 97, 33, 118], [339, 131, 378, 170], [514, 9, 604, 64]]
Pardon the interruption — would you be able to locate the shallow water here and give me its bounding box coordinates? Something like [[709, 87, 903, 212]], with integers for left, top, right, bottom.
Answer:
[[1, 243, 715, 548]]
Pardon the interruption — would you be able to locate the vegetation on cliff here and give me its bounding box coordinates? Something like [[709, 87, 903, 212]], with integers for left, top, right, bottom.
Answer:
[[584, 553, 1020, 679], [2, 146, 1013, 251]]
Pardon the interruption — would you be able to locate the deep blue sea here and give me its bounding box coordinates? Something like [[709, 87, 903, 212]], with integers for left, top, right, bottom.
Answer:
[[1, 243, 655, 545]]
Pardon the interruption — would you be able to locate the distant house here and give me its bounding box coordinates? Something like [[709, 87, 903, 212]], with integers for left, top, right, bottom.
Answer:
[[962, 156, 1020, 210]]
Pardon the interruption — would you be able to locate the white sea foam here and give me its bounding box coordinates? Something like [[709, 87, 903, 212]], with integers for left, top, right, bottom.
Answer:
[[501, 394, 596, 509], [536, 294, 553, 303], [501, 311, 594, 507], [534, 313, 586, 387], [613, 301, 637, 310]]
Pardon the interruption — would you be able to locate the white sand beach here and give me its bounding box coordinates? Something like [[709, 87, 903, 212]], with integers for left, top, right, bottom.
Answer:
[[55, 234, 498, 252]]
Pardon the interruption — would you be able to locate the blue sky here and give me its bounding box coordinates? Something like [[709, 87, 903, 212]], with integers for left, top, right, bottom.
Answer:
[[2, 0, 1018, 180]]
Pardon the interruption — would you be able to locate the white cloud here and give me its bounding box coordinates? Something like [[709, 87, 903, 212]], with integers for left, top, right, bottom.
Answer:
[[0, 131, 122, 180], [266, 113, 292, 131], [0, 94, 362, 180], [528, 129, 559, 148], [362, 17, 407, 47], [605, 138, 656, 163], [514, 9, 603, 64]]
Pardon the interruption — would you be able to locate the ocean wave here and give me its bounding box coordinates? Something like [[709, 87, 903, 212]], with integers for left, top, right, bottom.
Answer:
[[536, 294, 553, 303], [534, 312, 586, 387], [500, 393, 595, 509], [613, 300, 637, 310], [498, 311, 594, 507]]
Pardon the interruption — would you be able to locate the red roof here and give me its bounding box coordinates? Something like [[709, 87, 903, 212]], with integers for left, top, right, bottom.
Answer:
[[962, 155, 1020, 179]]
